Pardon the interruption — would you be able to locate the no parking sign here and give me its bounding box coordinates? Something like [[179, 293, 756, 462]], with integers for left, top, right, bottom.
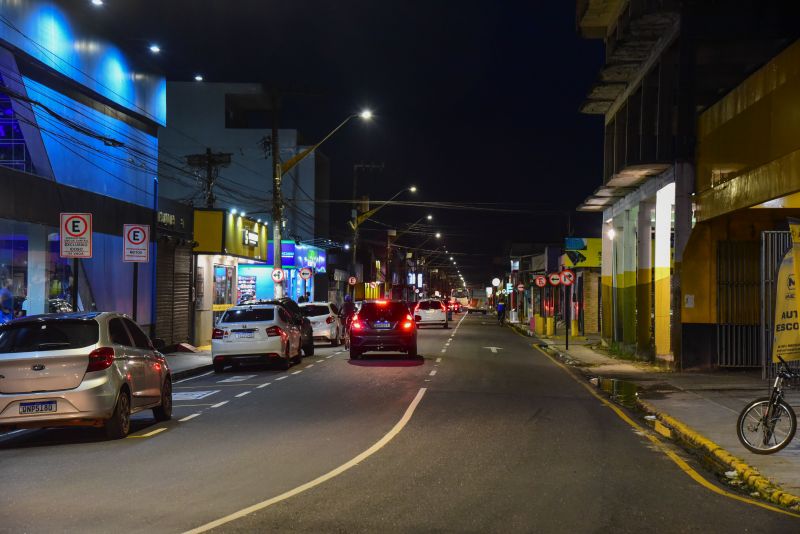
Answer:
[[123, 224, 150, 262], [60, 213, 92, 258]]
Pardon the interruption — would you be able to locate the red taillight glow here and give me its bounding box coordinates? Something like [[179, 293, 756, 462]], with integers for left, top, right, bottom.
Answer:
[[326, 316, 335, 324], [266, 326, 286, 337], [406, 314, 413, 321], [212, 328, 225, 340], [414, 303, 420, 313], [439, 303, 446, 311], [376, 300, 387, 305], [402, 321, 413, 330], [351, 318, 364, 331], [87, 347, 115, 372]]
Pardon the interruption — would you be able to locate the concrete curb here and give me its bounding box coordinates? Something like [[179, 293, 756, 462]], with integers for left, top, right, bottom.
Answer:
[[637, 399, 800, 510], [172, 364, 214, 382]]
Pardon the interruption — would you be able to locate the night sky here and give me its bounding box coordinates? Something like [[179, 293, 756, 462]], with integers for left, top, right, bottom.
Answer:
[[81, 1, 605, 285]]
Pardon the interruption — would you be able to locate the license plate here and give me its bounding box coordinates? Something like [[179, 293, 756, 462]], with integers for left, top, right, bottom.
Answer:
[[235, 332, 255, 339], [19, 401, 56, 415], [374, 321, 391, 329]]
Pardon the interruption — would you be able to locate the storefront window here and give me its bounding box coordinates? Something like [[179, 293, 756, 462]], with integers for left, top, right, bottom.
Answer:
[[213, 264, 235, 324], [0, 73, 35, 174]]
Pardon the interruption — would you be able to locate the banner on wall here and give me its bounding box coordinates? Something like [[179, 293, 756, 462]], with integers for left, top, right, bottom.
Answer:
[[771, 218, 800, 362], [563, 237, 601, 268]]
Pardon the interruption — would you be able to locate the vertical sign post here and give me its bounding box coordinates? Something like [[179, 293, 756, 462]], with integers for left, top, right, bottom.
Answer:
[[560, 270, 575, 350], [60, 213, 93, 312], [123, 224, 150, 321]]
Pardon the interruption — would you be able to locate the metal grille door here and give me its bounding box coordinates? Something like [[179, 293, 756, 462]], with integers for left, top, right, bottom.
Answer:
[[717, 241, 760, 367]]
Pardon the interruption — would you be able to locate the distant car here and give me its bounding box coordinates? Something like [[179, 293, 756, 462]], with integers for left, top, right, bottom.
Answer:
[[349, 300, 418, 359], [414, 299, 449, 328], [467, 297, 488, 315], [0, 312, 172, 439], [239, 298, 314, 357], [300, 302, 344, 346], [212, 303, 303, 372]]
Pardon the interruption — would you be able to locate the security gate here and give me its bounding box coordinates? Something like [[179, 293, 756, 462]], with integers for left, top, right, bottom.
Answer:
[[760, 231, 800, 379], [716, 241, 760, 367]]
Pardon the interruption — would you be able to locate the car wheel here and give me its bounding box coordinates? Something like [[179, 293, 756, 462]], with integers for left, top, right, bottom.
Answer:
[[407, 344, 418, 358], [350, 348, 361, 360], [443, 322, 449, 329], [153, 377, 173, 422], [331, 329, 340, 347], [213, 362, 225, 374], [104, 389, 131, 440], [304, 339, 315, 357]]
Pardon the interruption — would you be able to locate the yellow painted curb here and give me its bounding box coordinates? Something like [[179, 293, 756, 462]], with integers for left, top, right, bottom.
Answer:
[[638, 399, 800, 510]]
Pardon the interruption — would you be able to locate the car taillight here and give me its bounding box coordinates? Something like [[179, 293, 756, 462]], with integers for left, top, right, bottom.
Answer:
[[351, 316, 364, 331], [440, 303, 446, 311], [406, 314, 413, 321], [87, 347, 115, 372], [326, 316, 335, 324], [402, 321, 413, 330], [413, 303, 420, 313], [212, 328, 225, 339], [266, 326, 285, 337]]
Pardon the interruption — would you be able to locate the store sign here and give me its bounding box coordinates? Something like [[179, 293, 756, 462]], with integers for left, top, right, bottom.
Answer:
[[564, 237, 601, 268], [242, 229, 259, 247], [60, 213, 92, 258], [157, 211, 176, 228], [123, 224, 150, 263], [267, 243, 327, 273]]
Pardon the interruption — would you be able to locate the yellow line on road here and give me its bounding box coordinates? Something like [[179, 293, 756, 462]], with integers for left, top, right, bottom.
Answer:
[[523, 334, 800, 519], [127, 427, 167, 439], [183, 388, 428, 533]]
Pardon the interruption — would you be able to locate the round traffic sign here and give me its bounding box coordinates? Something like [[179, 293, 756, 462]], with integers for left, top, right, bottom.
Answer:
[[516, 283, 525, 291], [560, 269, 575, 286], [299, 267, 313, 280], [63, 214, 89, 237], [548, 273, 561, 286], [271, 268, 285, 283], [414, 288, 420, 294], [534, 275, 547, 288], [126, 225, 147, 245], [491, 277, 501, 287], [348, 276, 358, 286], [369, 281, 377, 289]]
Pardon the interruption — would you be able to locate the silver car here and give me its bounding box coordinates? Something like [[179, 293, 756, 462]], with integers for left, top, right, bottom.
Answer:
[[0, 312, 172, 439]]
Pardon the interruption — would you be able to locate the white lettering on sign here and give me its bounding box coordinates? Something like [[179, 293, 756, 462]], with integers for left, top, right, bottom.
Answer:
[[60, 213, 93, 258], [123, 224, 150, 263], [242, 229, 258, 247]]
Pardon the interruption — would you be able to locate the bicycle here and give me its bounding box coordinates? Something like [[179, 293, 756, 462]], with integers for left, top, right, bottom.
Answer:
[[736, 355, 798, 454]]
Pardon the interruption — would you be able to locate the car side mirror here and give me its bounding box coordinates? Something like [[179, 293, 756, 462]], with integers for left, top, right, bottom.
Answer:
[[151, 338, 166, 351], [414, 315, 422, 322]]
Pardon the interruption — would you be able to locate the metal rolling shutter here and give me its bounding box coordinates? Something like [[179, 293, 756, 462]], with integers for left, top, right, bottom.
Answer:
[[155, 240, 175, 343], [171, 244, 192, 344]]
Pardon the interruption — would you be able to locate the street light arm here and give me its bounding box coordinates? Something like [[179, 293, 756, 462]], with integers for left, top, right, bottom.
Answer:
[[281, 114, 357, 174], [353, 187, 411, 229]]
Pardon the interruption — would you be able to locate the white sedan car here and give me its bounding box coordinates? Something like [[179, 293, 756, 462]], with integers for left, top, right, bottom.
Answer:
[[212, 303, 302, 372], [0, 312, 172, 439], [414, 299, 449, 328], [300, 302, 344, 346]]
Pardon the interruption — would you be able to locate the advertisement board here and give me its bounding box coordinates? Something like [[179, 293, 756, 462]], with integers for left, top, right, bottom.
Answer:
[[563, 237, 601, 268]]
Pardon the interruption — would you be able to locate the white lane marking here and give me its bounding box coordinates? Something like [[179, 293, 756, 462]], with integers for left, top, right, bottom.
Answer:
[[429, 370, 437, 376], [172, 403, 214, 408], [219, 375, 257, 383], [275, 376, 288, 381], [316, 359, 324, 363], [483, 346, 503, 354], [174, 371, 214, 384], [440, 349, 446, 353], [436, 357, 442, 363], [291, 370, 302, 375], [235, 391, 251, 398], [327, 355, 335, 359], [173, 390, 220, 401], [256, 382, 271, 389], [183, 388, 428, 534], [179, 414, 201, 422], [210, 401, 229, 409], [306, 364, 314, 368]]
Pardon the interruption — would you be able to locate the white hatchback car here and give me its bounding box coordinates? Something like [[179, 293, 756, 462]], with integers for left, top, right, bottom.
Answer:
[[0, 312, 172, 439], [300, 302, 343, 346], [414, 299, 449, 328], [212, 304, 302, 373]]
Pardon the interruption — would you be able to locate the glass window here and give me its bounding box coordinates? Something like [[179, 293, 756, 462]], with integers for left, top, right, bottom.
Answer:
[[330, 304, 339, 315], [301, 305, 329, 317], [359, 302, 409, 321], [108, 318, 132, 346], [277, 307, 291, 323], [0, 319, 99, 353], [220, 308, 275, 323], [123, 319, 151, 349]]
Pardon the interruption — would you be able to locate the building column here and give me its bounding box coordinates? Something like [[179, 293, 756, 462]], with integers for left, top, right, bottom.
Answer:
[[655, 182, 675, 361], [621, 207, 638, 348], [26, 225, 48, 316], [601, 218, 614, 340], [637, 201, 654, 358], [672, 162, 695, 369]]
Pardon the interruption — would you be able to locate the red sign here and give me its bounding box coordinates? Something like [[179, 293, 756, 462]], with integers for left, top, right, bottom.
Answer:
[[560, 269, 575, 286], [271, 268, 285, 283], [123, 224, 150, 263], [548, 273, 561, 286], [534, 275, 547, 288], [299, 267, 313, 280], [348, 276, 358, 286], [517, 283, 525, 291], [60, 213, 92, 258]]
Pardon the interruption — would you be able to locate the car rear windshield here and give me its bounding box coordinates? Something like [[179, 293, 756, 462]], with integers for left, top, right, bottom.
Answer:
[[417, 301, 443, 310], [301, 305, 330, 317], [0, 320, 99, 353], [220, 308, 275, 323], [358, 302, 409, 321]]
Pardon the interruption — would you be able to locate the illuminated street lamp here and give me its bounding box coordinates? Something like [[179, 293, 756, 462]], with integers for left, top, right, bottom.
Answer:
[[149, 44, 161, 54]]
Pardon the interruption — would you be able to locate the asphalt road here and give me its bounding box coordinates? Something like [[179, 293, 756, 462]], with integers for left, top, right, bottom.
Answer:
[[1, 313, 798, 533]]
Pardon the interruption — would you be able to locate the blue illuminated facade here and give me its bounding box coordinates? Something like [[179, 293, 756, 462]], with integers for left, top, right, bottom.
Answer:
[[0, 2, 165, 331]]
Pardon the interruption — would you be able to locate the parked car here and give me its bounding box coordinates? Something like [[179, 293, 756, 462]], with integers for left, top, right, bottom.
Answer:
[[0, 312, 172, 439], [414, 299, 449, 328], [212, 303, 303, 372], [239, 298, 314, 357], [300, 302, 344, 346], [349, 300, 418, 359]]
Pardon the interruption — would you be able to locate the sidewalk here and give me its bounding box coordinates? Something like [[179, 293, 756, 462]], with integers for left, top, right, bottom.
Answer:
[[509, 321, 800, 509], [164, 349, 212, 380]]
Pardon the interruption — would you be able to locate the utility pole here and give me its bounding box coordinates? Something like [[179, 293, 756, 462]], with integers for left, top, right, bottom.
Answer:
[[270, 92, 284, 298], [350, 162, 383, 294], [186, 148, 232, 208]]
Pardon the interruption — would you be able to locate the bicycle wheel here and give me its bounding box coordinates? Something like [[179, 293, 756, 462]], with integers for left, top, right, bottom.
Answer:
[[737, 397, 797, 454]]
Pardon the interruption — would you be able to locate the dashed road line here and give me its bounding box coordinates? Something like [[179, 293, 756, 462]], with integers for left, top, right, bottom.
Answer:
[[306, 364, 314, 368], [235, 391, 251, 398], [256, 382, 271, 389], [429, 370, 437, 376], [172, 403, 215, 408], [436, 357, 442, 363], [326, 355, 335, 359], [179, 414, 201, 422], [440, 349, 446, 353], [174, 371, 214, 384], [210, 401, 229, 408], [275, 376, 288, 381], [291, 370, 302, 375], [316, 359, 324, 363]]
